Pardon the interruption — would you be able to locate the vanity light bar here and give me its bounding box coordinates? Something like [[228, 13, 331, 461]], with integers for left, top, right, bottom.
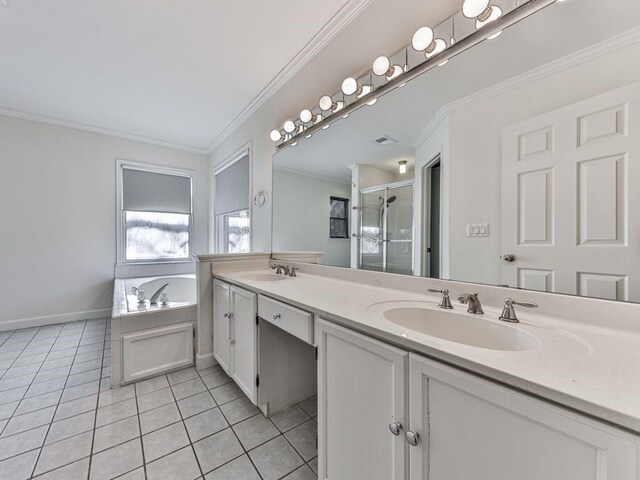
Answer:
[[272, 0, 558, 150]]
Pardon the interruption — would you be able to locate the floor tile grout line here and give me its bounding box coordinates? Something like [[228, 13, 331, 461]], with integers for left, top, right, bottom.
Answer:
[[134, 374, 162, 480], [28, 319, 92, 479], [166, 373, 206, 479], [0, 324, 66, 439], [85, 328, 110, 480], [0, 325, 45, 407]]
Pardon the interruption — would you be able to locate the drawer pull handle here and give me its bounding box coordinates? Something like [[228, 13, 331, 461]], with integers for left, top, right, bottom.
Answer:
[[389, 422, 403, 436], [405, 431, 420, 447], [272, 313, 282, 320]]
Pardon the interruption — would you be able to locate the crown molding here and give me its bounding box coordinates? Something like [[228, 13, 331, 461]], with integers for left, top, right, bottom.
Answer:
[[0, 107, 209, 155], [203, 0, 374, 155], [414, 25, 640, 149]]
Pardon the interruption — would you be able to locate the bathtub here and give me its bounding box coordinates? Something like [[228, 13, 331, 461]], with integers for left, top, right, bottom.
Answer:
[[111, 274, 197, 386]]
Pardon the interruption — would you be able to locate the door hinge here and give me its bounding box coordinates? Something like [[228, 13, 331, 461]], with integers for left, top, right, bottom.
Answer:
[[256, 374, 260, 388]]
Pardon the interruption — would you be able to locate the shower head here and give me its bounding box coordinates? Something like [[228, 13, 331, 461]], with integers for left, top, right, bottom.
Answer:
[[387, 196, 397, 205]]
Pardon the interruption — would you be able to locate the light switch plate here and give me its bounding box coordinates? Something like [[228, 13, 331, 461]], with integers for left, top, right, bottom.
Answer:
[[466, 223, 490, 237]]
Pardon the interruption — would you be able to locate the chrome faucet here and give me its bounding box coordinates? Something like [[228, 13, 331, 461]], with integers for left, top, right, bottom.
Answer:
[[499, 298, 538, 323], [271, 264, 291, 276], [428, 289, 453, 309], [458, 293, 484, 314], [149, 282, 170, 305]]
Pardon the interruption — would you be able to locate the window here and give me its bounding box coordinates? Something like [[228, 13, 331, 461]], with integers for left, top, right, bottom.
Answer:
[[330, 196, 349, 239], [119, 163, 193, 263], [214, 149, 251, 253]]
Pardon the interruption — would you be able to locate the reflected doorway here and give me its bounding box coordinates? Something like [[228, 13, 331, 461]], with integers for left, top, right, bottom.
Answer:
[[423, 156, 441, 278]]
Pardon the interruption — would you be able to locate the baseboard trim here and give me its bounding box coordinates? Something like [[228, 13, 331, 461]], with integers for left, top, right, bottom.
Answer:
[[195, 352, 216, 370], [0, 308, 112, 332]]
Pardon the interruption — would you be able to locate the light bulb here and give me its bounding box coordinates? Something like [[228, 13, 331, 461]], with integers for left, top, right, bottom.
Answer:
[[425, 38, 447, 59], [319, 95, 343, 112], [463, 0, 491, 19], [438, 59, 449, 67], [341, 77, 359, 96], [412, 27, 434, 52], [367, 98, 378, 106], [305, 133, 312, 139], [373, 56, 391, 76], [269, 130, 282, 142], [283, 120, 296, 134], [299, 109, 314, 123], [475, 6, 503, 34], [322, 124, 330, 130], [291, 142, 298, 147], [399, 161, 408, 174]]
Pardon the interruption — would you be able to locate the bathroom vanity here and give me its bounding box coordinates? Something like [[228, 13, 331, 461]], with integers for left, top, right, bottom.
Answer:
[[208, 261, 640, 480], [203, 0, 640, 478]]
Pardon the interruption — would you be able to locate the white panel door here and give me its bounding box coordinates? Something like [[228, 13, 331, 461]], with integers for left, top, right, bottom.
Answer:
[[316, 319, 407, 480], [501, 83, 640, 300], [230, 286, 257, 403], [409, 353, 640, 480], [213, 279, 232, 374]]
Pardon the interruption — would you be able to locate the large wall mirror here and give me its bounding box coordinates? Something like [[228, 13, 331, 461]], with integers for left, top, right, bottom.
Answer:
[[272, 0, 640, 303]]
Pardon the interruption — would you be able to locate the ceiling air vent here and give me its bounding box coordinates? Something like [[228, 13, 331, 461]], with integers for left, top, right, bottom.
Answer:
[[372, 135, 397, 146]]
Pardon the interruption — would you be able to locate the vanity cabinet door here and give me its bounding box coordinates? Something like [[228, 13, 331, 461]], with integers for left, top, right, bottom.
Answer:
[[230, 286, 257, 403], [317, 319, 408, 480], [213, 280, 232, 375], [409, 353, 640, 480]]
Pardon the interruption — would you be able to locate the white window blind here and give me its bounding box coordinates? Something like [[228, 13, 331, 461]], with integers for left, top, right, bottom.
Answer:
[[214, 154, 249, 216], [122, 167, 192, 214]]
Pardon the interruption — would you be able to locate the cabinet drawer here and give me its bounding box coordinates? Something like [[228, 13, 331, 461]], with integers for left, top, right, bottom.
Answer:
[[258, 295, 313, 344]]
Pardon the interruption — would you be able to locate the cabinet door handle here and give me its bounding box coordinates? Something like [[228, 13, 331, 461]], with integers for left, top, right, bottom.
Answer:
[[405, 431, 420, 447], [389, 422, 403, 436], [272, 313, 281, 320]]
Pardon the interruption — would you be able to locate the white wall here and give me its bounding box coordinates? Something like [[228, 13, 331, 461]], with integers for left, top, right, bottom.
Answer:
[[0, 115, 208, 328], [424, 41, 640, 285], [272, 168, 351, 267]]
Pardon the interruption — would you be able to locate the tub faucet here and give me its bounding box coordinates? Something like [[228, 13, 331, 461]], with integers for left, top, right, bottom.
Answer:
[[149, 282, 170, 305], [458, 293, 484, 314]]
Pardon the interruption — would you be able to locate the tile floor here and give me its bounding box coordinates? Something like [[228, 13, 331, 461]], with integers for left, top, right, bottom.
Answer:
[[0, 320, 319, 479]]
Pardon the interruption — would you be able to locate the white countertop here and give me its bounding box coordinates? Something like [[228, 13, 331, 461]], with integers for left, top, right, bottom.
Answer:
[[214, 269, 640, 434]]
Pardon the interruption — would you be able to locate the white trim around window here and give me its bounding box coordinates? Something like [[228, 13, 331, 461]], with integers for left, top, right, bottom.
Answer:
[[212, 143, 253, 253], [115, 158, 197, 266]]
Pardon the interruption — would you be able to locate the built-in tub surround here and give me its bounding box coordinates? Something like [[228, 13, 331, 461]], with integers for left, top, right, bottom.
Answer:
[[111, 274, 197, 386], [213, 262, 640, 434]]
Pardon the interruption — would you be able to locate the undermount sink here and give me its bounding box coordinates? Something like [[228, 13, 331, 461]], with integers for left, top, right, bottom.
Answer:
[[370, 302, 540, 351], [241, 272, 287, 282]]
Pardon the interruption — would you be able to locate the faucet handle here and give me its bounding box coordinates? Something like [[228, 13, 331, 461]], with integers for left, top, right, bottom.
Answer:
[[499, 298, 538, 323], [289, 267, 298, 277], [428, 289, 453, 309]]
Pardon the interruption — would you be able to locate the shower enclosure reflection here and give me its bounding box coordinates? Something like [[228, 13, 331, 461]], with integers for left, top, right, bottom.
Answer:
[[357, 182, 413, 275]]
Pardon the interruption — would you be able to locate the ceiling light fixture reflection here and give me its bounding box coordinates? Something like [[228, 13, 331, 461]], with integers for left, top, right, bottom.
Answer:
[[399, 161, 408, 174], [372, 56, 403, 81]]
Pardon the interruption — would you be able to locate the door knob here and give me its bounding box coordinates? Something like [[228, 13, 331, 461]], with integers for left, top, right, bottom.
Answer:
[[405, 431, 420, 447], [501, 254, 516, 262], [223, 313, 230, 318], [272, 313, 281, 320], [388, 422, 403, 436]]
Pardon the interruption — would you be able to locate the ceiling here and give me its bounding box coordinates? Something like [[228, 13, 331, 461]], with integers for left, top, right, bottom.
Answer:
[[0, 0, 367, 153], [273, 0, 640, 180]]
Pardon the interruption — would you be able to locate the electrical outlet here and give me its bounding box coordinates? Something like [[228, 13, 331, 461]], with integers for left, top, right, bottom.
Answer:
[[466, 223, 489, 237]]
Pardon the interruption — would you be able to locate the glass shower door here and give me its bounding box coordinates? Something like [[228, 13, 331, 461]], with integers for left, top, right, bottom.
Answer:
[[359, 190, 384, 272], [385, 184, 413, 275]]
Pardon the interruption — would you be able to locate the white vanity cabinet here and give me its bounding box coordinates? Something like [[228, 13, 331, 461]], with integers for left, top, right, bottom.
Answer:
[[317, 318, 640, 480], [213, 279, 257, 403], [316, 319, 408, 480]]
